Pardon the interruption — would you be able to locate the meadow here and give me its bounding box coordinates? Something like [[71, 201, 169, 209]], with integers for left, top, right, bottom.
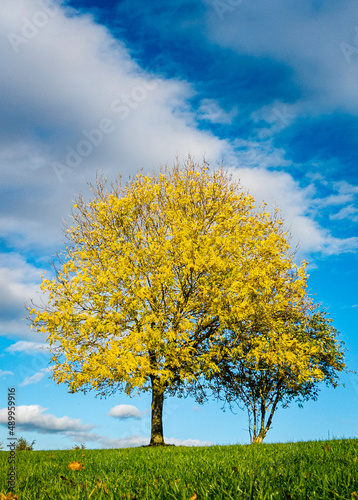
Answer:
[[0, 439, 357, 499]]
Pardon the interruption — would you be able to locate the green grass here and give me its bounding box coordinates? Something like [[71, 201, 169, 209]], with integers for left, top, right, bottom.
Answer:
[[1, 439, 357, 499]]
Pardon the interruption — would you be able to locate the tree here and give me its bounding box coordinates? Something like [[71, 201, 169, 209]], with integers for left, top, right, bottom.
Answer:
[[29, 158, 309, 446], [16, 437, 35, 450], [207, 304, 346, 444], [72, 443, 86, 450]]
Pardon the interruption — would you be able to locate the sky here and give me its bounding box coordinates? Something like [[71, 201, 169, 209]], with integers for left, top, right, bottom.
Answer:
[[0, 0, 357, 450]]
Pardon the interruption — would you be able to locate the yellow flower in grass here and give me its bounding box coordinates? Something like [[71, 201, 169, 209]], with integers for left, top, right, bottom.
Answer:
[[68, 461, 84, 470]]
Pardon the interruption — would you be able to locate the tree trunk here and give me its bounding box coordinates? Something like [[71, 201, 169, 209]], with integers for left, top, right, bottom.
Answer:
[[250, 402, 267, 443], [149, 377, 165, 446], [251, 385, 283, 444], [251, 417, 267, 443]]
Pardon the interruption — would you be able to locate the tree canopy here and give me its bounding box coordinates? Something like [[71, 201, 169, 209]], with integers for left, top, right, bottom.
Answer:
[[29, 158, 322, 445]]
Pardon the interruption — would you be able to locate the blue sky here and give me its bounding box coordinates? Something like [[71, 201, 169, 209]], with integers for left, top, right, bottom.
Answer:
[[0, 0, 357, 450]]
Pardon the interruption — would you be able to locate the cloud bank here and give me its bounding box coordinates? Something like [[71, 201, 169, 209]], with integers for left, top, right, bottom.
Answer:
[[0, 405, 94, 433]]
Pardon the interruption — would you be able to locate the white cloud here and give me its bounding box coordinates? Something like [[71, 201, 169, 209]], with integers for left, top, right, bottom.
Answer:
[[229, 166, 358, 257], [317, 194, 354, 208], [204, 0, 358, 116], [334, 180, 358, 196], [0, 405, 94, 433], [330, 204, 358, 222], [0, 0, 229, 253], [108, 404, 143, 419], [64, 430, 212, 448], [251, 102, 297, 139], [198, 99, 238, 124], [318, 235, 358, 256], [312, 179, 358, 222], [0, 253, 45, 340], [6, 340, 49, 354], [65, 431, 150, 448], [0, 370, 14, 378], [20, 367, 51, 387], [232, 138, 292, 170], [166, 437, 213, 447]]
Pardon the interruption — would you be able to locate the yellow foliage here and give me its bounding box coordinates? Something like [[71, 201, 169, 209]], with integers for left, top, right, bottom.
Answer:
[[29, 158, 311, 398]]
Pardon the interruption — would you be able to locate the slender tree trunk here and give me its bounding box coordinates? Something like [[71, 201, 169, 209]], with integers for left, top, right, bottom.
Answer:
[[252, 402, 257, 443], [150, 377, 165, 446], [251, 401, 267, 443], [251, 389, 282, 444], [265, 383, 282, 434]]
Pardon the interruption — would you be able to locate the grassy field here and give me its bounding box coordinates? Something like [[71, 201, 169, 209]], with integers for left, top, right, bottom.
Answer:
[[0, 439, 357, 499]]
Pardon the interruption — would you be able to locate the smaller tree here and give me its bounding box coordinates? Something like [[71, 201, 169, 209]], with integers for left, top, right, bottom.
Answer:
[[15, 437, 35, 450], [209, 306, 346, 444], [72, 443, 86, 450]]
